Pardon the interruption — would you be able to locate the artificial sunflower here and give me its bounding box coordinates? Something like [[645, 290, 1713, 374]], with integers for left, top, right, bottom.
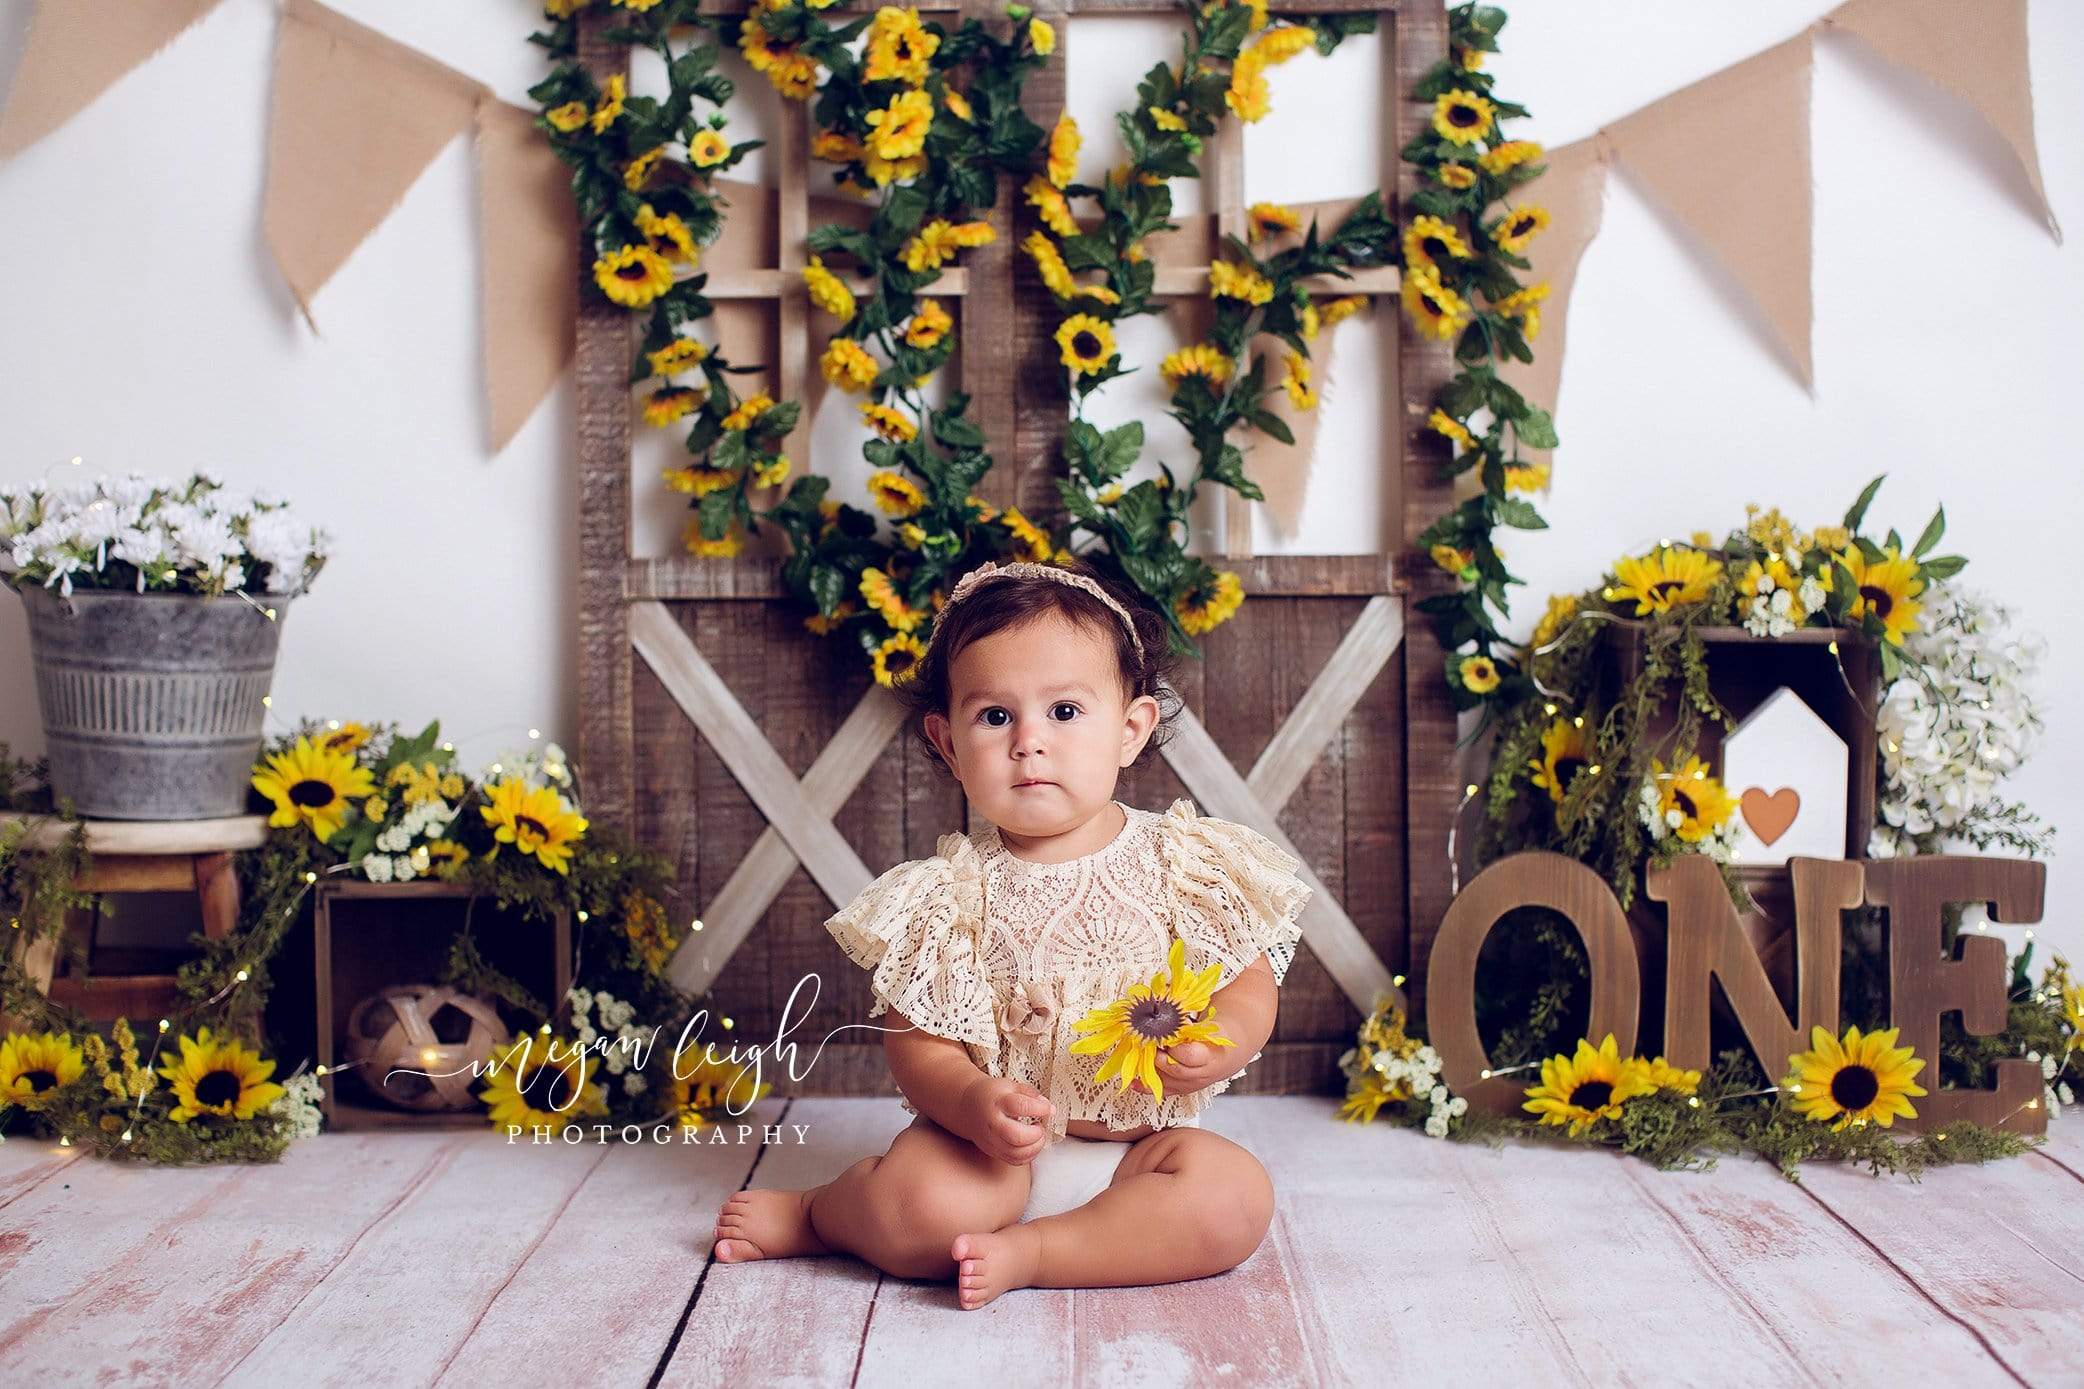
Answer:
[[1479, 139, 1544, 176], [1402, 214, 1473, 272], [688, 129, 730, 167], [865, 89, 935, 160], [1161, 343, 1232, 387], [1069, 938, 1235, 1104], [1029, 16, 1055, 54], [1783, 1024, 1926, 1130], [871, 631, 928, 688], [1281, 350, 1316, 409], [636, 204, 698, 264], [1321, 294, 1368, 329], [861, 402, 918, 443], [593, 244, 674, 309], [321, 722, 372, 754], [811, 129, 864, 163], [1503, 461, 1550, 495], [1023, 231, 1078, 298], [1457, 653, 1500, 694], [590, 73, 627, 135], [904, 299, 953, 348], [943, 87, 974, 122], [672, 1046, 773, 1129], [1248, 201, 1302, 241], [479, 777, 590, 875], [643, 386, 701, 428], [1837, 544, 1924, 646], [820, 338, 879, 392], [1001, 505, 1055, 562], [1527, 717, 1589, 804], [1522, 1034, 1647, 1136], [1249, 25, 1315, 66], [1055, 314, 1117, 375], [1337, 1070, 1403, 1124], [0, 1030, 85, 1109], [804, 599, 857, 636], [156, 1026, 286, 1123], [1072, 282, 1121, 307], [545, 100, 590, 134], [624, 144, 666, 191], [1436, 163, 1477, 189], [252, 735, 378, 843], [684, 519, 746, 558], [1226, 53, 1271, 122], [663, 465, 738, 497], [1208, 260, 1275, 305], [859, 566, 928, 632], [1489, 205, 1550, 254], [1431, 89, 1495, 145], [1430, 543, 1474, 576], [1148, 105, 1188, 132], [1493, 282, 1550, 339], [802, 257, 856, 323], [480, 1035, 608, 1132], [867, 469, 926, 517], [1428, 408, 1479, 453], [864, 6, 938, 86], [902, 220, 962, 273], [1626, 1056, 1702, 1095], [1024, 175, 1079, 237], [1046, 113, 1080, 188], [721, 392, 775, 432], [1608, 545, 1723, 615], [755, 455, 791, 488], [1175, 569, 1244, 636], [1648, 755, 1738, 843], [647, 338, 708, 376], [1400, 265, 1468, 342], [1530, 592, 1579, 649]]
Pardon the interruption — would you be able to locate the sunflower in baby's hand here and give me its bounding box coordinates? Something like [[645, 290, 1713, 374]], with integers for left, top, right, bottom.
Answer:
[[1069, 938, 1235, 1104]]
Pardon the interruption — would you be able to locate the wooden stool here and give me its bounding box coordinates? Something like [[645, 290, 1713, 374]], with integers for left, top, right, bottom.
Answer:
[[2, 815, 268, 1027]]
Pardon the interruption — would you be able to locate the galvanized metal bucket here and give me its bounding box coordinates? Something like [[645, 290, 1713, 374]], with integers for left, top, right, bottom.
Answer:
[[15, 587, 288, 820]]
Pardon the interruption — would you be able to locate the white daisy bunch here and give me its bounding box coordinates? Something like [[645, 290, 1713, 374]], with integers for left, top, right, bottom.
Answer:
[[2024, 1049, 2073, 1120], [0, 472, 328, 598], [1739, 564, 1829, 638], [1869, 585, 2049, 858], [361, 796, 459, 883], [567, 986, 649, 1093], [482, 740, 576, 797], [269, 1069, 327, 1140], [1358, 1038, 1465, 1137]]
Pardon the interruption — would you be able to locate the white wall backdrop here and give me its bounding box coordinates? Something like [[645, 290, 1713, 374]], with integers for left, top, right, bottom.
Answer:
[[2, 0, 2078, 955]]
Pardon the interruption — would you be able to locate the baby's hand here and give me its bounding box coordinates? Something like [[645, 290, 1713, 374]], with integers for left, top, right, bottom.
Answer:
[[963, 1076, 1052, 1166], [1133, 1034, 1239, 1100]]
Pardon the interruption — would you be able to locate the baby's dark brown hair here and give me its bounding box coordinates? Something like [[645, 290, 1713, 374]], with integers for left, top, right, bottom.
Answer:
[[890, 557, 1184, 779]]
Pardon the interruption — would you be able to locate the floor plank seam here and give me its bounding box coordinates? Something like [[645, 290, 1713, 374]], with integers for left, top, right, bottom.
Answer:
[[430, 1140, 615, 1385], [647, 1098, 790, 1389], [1791, 1178, 2032, 1389], [2028, 1146, 2084, 1188], [847, 1273, 884, 1388], [0, 1155, 73, 1214], [207, 1137, 461, 1388], [1618, 1160, 1827, 1388]]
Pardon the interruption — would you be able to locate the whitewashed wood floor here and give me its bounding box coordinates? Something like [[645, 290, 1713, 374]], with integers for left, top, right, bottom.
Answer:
[[2, 1096, 2080, 1387]]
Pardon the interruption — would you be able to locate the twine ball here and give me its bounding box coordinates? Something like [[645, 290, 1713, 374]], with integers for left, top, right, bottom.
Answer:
[[343, 984, 510, 1111]]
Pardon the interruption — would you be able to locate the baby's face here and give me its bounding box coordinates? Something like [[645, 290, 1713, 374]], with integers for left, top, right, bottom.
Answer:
[[924, 611, 1158, 840]]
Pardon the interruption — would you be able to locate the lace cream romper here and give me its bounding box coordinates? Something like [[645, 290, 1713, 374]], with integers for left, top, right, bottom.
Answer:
[[823, 797, 1310, 1144]]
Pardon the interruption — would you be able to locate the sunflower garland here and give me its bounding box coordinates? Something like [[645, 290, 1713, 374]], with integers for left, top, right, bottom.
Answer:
[[1402, 4, 1559, 712]]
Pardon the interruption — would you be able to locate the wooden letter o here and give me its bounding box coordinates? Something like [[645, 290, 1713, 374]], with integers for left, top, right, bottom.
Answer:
[[1426, 851, 1641, 1115]]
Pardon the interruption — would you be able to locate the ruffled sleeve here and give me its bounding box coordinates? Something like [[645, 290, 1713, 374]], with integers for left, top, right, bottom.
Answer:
[[1158, 798, 1310, 991], [823, 831, 999, 1059]]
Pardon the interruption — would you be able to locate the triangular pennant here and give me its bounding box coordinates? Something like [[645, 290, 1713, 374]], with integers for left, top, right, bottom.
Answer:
[[1825, 0, 2059, 242], [1484, 137, 1610, 498], [263, 0, 487, 331], [478, 101, 578, 455], [0, 0, 226, 162], [1604, 31, 1816, 388]]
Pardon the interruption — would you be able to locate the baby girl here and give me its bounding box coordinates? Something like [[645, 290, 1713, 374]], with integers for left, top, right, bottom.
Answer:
[[710, 558, 1310, 1309]]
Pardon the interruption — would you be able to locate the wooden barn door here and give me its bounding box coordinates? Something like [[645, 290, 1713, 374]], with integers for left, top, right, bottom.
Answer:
[[576, 1, 1457, 1094]]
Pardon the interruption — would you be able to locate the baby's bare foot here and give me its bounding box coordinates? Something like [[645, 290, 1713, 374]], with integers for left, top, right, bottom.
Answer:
[[950, 1226, 1041, 1310], [712, 1188, 828, 1262]]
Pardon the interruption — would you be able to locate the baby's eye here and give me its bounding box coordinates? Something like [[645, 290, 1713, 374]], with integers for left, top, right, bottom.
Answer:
[[1050, 702, 1081, 721]]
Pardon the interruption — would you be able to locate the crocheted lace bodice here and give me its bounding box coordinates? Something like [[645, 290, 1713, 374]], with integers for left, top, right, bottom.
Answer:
[[823, 797, 1310, 1143]]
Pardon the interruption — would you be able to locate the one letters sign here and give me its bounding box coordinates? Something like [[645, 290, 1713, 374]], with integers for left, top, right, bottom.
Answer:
[[1425, 852, 2048, 1135]]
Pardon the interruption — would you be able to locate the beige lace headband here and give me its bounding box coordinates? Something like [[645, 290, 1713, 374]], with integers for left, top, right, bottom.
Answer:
[[926, 560, 1146, 662]]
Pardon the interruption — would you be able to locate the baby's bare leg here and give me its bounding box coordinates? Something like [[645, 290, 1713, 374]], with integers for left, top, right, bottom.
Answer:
[[714, 1115, 1029, 1280], [950, 1128, 1272, 1310]]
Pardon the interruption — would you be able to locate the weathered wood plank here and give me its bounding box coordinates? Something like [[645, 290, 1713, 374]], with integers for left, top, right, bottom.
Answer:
[[1800, 1141, 2084, 1384], [0, 1136, 73, 1213], [215, 1133, 614, 1386], [1231, 1097, 2015, 1386], [0, 1133, 455, 1381], [435, 1101, 781, 1384], [661, 1098, 909, 1387]]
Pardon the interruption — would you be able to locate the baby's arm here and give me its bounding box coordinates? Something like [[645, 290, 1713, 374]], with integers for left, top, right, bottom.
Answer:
[[884, 1008, 1052, 1165], [1146, 952, 1279, 1098]]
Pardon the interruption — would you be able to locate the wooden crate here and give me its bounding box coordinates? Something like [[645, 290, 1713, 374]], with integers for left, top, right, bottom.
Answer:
[[313, 881, 572, 1132]]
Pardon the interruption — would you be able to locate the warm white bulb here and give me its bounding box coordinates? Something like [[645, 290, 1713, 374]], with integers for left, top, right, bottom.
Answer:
[[158, 1019, 171, 1032], [722, 1017, 735, 1030], [327, 720, 340, 731], [261, 695, 273, 708], [529, 728, 541, 740], [1464, 784, 1479, 797], [691, 919, 704, 932], [1543, 703, 1556, 715], [577, 910, 590, 923], [235, 969, 249, 982], [1392, 974, 1406, 987]]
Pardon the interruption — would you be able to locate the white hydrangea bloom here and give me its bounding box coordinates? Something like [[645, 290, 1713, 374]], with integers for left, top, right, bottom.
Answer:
[[363, 854, 394, 883]]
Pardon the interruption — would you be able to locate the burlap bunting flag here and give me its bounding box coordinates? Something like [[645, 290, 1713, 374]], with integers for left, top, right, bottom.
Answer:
[[0, 0, 226, 162]]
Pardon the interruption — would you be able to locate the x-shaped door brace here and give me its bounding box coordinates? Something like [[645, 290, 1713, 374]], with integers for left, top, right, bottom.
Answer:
[[632, 597, 1405, 1014]]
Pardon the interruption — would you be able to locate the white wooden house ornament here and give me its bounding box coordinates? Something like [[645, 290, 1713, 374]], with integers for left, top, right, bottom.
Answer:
[[1721, 687, 1848, 865]]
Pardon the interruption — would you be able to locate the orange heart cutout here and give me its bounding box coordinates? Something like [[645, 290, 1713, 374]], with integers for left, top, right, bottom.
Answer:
[[1740, 787, 1801, 845]]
